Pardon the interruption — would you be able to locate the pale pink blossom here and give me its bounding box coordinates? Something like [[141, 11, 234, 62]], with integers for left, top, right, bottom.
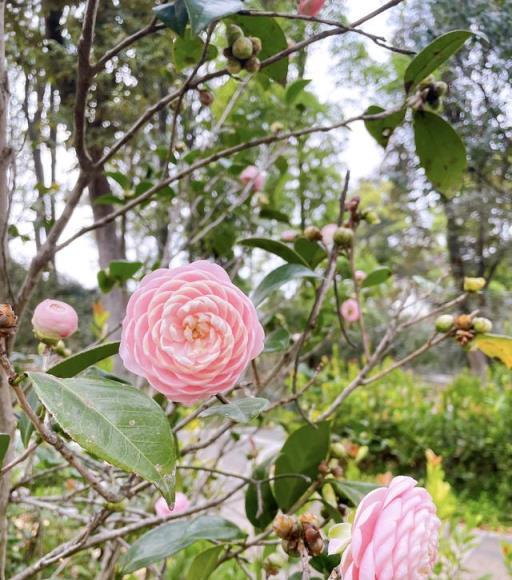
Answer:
[[155, 492, 190, 517], [31, 299, 78, 339], [354, 270, 366, 284], [340, 298, 360, 323], [281, 229, 298, 242], [240, 165, 265, 192], [321, 223, 338, 247], [339, 476, 440, 579], [119, 261, 264, 405], [298, 0, 326, 17]]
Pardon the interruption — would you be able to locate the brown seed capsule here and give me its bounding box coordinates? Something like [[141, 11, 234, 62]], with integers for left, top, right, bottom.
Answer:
[[0, 304, 17, 333], [455, 314, 473, 331], [244, 56, 261, 73], [199, 90, 214, 107], [226, 58, 242, 75], [273, 514, 295, 539], [299, 513, 320, 527], [250, 36, 263, 54], [304, 226, 322, 241], [281, 538, 300, 557]]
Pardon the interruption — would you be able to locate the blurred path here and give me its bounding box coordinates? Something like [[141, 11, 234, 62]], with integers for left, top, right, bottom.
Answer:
[[463, 531, 512, 579]]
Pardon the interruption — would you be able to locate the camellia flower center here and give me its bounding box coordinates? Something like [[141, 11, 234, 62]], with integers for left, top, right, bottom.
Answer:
[[183, 314, 212, 342]]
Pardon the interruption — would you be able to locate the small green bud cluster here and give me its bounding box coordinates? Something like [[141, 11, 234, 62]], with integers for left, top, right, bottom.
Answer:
[[224, 25, 262, 74], [409, 75, 449, 111], [435, 313, 493, 345]]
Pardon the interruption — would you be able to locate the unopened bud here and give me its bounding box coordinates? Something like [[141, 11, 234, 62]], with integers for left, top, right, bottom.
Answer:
[[435, 314, 454, 333], [304, 226, 322, 241], [273, 514, 295, 539], [299, 513, 320, 527], [226, 59, 242, 75], [455, 314, 473, 331], [333, 227, 354, 247], [281, 229, 298, 242], [318, 460, 330, 475], [304, 525, 324, 556], [226, 24, 244, 45], [250, 36, 262, 55], [271, 121, 284, 133], [363, 210, 380, 225], [472, 317, 493, 334], [232, 36, 254, 60], [244, 56, 261, 73], [464, 277, 486, 292], [331, 442, 346, 459], [198, 90, 214, 107], [263, 553, 285, 576]]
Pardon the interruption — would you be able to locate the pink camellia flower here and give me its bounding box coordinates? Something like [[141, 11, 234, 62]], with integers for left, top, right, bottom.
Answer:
[[340, 298, 360, 323], [339, 476, 440, 580], [354, 270, 366, 284], [321, 223, 338, 247], [155, 492, 190, 517], [119, 261, 265, 405], [281, 229, 298, 243], [31, 299, 78, 339], [298, 0, 326, 17], [240, 165, 265, 192]]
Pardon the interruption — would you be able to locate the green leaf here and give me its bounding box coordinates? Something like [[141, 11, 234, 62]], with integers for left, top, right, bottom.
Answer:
[[18, 388, 41, 448], [274, 422, 331, 511], [286, 79, 311, 104], [172, 30, 218, 72], [330, 480, 380, 506], [404, 30, 474, 93], [0, 433, 10, 466], [97, 270, 115, 293], [231, 15, 288, 85], [245, 460, 278, 529], [259, 208, 290, 224], [239, 238, 309, 266], [201, 397, 269, 423], [361, 266, 392, 288], [294, 238, 327, 269], [109, 260, 143, 282], [310, 552, 341, 575], [105, 171, 131, 190], [413, 111, 467, 195], [47, 341, 121, 378], [120, 516, 243, 573], [264, 328, 290, 353], [186, 545, 224, 580], [154, 1, 189, 36], [93, 194, 125, 206], [364, 106, 406, 148], [184, 0, 244, 34], [470, 334, 512, 369], [252, 264, 320, 307], [28, 372, 176, 503]]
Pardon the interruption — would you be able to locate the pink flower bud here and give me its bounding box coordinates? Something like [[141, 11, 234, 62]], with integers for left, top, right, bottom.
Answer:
[[321, 223, 338, 247], [281, 229, 298, 243], [154, 492, 190, 517], [340, 298, 360, 323], [298, 0, 326, 17], [354, 270, 366, 283], [240, 165, 265, 192], [32, 299, 78, 340]]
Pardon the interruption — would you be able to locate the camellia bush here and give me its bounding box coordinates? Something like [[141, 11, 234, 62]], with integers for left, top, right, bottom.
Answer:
[[0, 0, 511, 579]]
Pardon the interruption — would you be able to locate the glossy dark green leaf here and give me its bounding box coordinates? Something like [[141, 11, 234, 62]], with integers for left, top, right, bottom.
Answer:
[[252, 264, 321, 306], [364, 106, 406, 148], [245, 460, 278, 529], [294, 238, 327, 269], [172, 30, 218, 72], [28, 372, 176, 503], [93, 194, 125, 206], [97, 270, 115, 293], [239, 238, 308, 266], [404, 30, 474, 93], [201, 397, 268, 423], [186, 545, 224, 580], [154, 1, 189, 36], [311, 552, 341, 575], [330, 480, 380, 506], [274, 422, 331, 511], [286, 79, 311, 104], [184, 0, 244, 34], [413, 111, 467, 195], [0, 433, 10, 466], [120, 516, 243, 573], [259, 208, 290, 224], [361, 266, 392, 288], [18, 388, 41, 448], [105, 171, 131, 190], [109, 260, 143, 281], [264, 328, 290, 353], [231, 15, 288, 85], [48, 341, 121, 379]]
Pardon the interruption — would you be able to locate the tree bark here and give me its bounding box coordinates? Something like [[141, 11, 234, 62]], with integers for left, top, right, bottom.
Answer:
[[0, 2, 15, 577]]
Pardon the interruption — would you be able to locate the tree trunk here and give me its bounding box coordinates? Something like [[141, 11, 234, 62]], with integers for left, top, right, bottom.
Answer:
[[0, 3, 15, 577]]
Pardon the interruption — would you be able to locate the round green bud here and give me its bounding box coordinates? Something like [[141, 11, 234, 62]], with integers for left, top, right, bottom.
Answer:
[[333, 227, 354, 247], [226, 24, 244, 46], [250, 36, 262, 55], [304, 226, 322, 241], [363, 210, 381, 225], [226, 58, 242, 75], [472, 317, 493, 334], [232, 36, 254, 60], [331, 442, 347, 459], [435, 314, 455, 333], [244, 56, 261, 73], [463, 276, 486, 292]]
